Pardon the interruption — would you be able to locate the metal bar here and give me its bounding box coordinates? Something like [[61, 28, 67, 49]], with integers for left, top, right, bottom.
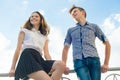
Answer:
[[108, 67, 120, 71], [69, 67, 120, 73], [0, 73, 8, 77], [0, 67, 120, 77]]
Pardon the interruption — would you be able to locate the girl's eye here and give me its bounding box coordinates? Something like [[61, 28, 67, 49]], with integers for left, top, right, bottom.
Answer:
[[31, 16, 34, 18], [30, 15, 39, 18], [35, 16, 39, 18]]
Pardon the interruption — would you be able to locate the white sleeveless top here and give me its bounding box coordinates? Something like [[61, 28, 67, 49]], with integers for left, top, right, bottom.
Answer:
[[21, 28, 48, 55]]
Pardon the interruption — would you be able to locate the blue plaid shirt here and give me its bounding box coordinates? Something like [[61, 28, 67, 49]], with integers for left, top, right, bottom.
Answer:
[[64, 22, 108, 60]]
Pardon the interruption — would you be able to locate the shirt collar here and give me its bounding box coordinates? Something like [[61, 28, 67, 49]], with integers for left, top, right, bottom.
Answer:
[[76, 21, 89, 26], [32, 28, 40, 33]]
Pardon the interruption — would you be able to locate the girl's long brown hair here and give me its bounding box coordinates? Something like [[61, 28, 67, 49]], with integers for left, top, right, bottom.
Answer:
[[23, 11, 50, 36]]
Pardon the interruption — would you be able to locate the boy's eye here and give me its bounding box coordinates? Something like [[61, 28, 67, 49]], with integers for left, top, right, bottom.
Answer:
[[73, 10, 77, 13]]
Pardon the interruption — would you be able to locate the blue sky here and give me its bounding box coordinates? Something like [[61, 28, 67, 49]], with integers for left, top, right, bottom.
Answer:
[[0, 0, 120, 80]]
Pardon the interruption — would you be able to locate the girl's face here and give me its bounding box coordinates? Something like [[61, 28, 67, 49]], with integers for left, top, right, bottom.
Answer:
[[30, 12, 41, 26]]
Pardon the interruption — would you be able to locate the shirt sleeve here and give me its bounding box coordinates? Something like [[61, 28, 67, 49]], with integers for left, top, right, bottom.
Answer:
[[64, 28, 72, 47], [95, 25, 108, 43], [20, 28, 27, 33]]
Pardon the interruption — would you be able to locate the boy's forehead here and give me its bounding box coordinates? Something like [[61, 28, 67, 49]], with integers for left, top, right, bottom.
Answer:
[[71, 8, 79, 14]]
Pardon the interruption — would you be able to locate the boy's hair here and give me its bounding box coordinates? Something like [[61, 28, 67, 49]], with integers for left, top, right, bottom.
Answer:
[[69, 5, 86, 18]]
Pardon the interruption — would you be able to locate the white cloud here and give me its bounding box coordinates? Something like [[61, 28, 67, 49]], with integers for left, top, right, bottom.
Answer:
[[109, 27, 120, 67], [0, 34, 16, 80], [0, 33, 10, 51], [61, 8, 68, 13], [48, 25, 64, 60], [21, 0, 29, 11], [99, 13, 120, 67], [0, 33, 14, 73], [93, 13, 120, 80], [114, 14, 120, 22], [22, 0, 29, 5], [39, 10, 45, 16], [102, 14, 120, 35], [48, 24, 73, 63]]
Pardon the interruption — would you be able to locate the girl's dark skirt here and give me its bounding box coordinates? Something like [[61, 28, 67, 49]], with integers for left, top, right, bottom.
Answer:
[[15, 48, 55, 80]]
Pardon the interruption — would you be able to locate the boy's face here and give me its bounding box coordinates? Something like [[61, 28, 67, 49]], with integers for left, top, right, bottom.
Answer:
[[71, 8, 83, 21]]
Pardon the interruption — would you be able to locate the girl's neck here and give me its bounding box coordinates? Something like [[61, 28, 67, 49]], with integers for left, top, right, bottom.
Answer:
[[33, 25, 39, 31]]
